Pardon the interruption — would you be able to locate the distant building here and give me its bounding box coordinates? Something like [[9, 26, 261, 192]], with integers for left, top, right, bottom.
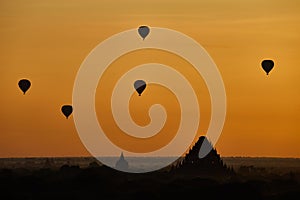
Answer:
[[115, 152, 129, 171], [43, 158, 55, 169], [172, 136, 234, 178]]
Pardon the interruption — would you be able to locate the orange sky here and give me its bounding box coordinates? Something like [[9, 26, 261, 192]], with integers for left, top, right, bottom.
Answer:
[[0, 0, 299, 158]]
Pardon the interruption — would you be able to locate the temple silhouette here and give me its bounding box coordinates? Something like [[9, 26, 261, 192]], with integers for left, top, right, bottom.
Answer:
[[171, 136, 233, 178], [115, 152, 129, 171]]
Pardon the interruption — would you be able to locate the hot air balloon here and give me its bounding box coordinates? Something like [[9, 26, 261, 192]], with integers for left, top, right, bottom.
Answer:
[[61, 105, 73, 119], [261, 59, 274, 75], [138, 26, 150, 40], [134, 80, 146, 96], [18, 79, 31, 95]]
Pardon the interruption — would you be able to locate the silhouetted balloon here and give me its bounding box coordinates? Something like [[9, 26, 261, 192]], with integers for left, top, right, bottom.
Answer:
[[134, 80, 146, 96], [261, 59, 274, 75], [61, 105, 73, 119], [138, 26, 150, 40], [18, 79, 31, 95]]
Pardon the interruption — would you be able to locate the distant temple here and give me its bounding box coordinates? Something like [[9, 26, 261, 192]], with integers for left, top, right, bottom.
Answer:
[[43, 157, 55, 169], [115, 152, 129, 171], [171, 136, 233, 177]]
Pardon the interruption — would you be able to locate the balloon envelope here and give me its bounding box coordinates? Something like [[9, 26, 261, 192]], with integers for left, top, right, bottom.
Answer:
[[134, 80, 146, 96], [138, 26, 150, 40], [18, 79, 31, 94], [261, 59, 274, 75], [61, 105, 73, 119]]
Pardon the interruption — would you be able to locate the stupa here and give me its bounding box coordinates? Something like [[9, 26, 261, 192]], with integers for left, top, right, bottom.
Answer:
[[115, 152, 129, 171]]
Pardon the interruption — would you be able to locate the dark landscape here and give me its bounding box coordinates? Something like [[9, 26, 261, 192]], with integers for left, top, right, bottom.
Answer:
[[1, 137, 299, 200]]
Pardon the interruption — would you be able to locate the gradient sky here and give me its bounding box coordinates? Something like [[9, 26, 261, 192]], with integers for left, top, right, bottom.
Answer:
[[0, 0, 299, 158]]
